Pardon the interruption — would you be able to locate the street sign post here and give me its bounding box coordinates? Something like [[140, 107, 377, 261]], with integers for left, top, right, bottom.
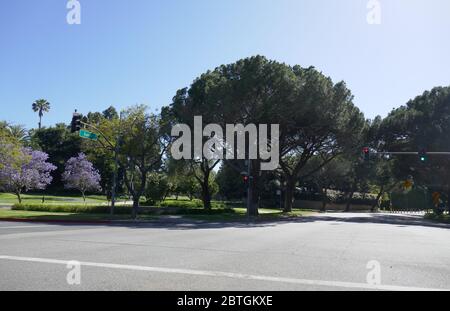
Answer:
[[72, 112, 120, 215], [79, 129, 98, 141]]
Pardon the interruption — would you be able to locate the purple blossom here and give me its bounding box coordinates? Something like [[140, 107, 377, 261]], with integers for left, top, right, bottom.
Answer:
[[0, 146, 56, 202], [62, 153, 102, 200]]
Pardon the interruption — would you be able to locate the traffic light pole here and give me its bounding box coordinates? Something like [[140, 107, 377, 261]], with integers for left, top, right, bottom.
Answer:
[[246, 160, 252, 219], [77, 120, 121, 215], [110, 142, 119, 216], [373, 152, 450, 155]]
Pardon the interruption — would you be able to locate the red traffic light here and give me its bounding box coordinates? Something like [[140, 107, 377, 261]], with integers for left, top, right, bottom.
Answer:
[[362, 147, 370, 162], [243, 176, 249, 182]]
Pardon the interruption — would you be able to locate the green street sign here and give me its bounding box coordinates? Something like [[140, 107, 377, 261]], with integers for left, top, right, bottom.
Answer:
[[79, 129, 98, 141]]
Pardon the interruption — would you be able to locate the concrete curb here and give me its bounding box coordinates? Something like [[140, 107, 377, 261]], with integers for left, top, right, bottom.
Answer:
[[0, 218, 112, 225]]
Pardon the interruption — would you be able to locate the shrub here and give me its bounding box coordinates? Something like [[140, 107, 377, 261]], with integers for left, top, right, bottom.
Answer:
[[425, 212, 450, 223], [159, 199, 203, 209], [145, 173, 171, 205]]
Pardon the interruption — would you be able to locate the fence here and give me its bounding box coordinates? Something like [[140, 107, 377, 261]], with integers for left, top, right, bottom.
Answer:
[[386, 188, 431, 213]]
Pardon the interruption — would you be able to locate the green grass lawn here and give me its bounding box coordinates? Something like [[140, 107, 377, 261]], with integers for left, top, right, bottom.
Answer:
[[0, 193, 109, 205], [0, 192, 319, 223], [0, 209, 157, 222]]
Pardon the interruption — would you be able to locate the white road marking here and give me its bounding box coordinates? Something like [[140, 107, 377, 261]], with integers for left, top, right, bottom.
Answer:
[[0, 227, 114, 240], [0, 225, 53, 229], [0, 255, 447, 291]]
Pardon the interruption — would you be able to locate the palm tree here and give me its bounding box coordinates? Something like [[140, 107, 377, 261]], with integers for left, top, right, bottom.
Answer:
[[8, 124, 28, 142], [32, 99, 50, 130]]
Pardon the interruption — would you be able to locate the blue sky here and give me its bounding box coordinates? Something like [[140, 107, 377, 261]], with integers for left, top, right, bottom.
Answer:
[[1, 0, 449, 129]]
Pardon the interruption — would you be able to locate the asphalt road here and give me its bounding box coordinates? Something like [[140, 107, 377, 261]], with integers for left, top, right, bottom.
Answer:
[[0, 213, 449, 291]]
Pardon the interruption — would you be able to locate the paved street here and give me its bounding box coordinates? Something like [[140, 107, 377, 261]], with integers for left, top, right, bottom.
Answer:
[[0, 213, 449, 291]]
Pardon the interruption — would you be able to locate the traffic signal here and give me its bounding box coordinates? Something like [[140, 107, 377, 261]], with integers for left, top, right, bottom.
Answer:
[[71, 113, 81, 133], [241, 171, 249, 183], [419, 149, 428, 163], [362, 147, 370, 162]]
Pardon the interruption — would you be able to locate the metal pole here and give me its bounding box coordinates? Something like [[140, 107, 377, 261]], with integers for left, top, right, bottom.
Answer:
[[110, 112, 122, 216], [76, 113, 122, 216], [375, 152, 450, 155], [110, 145, 118, 215], [280, 191, 282, 210], [247, 160, 252, 218]]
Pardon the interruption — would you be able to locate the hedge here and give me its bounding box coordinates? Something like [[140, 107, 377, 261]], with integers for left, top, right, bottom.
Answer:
[[12, 203, 132, 214], [160, 208, 236, 216], [158, 199, 226, 209], [12, 201, 231, 215]]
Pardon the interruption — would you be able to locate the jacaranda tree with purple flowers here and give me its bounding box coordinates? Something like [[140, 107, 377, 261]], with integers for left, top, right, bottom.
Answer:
[[0, 147, 56, 203], [62, 153, 102, 202]]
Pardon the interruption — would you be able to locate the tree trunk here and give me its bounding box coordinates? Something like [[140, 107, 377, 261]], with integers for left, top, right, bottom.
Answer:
[[345, 191, 354, 212], [371, 186, 384, 213], [132, 197, 140, 219], [283, 178, 295, 213], [16, 191, 22, 204], [321, 188, 328, 212], [201, 182, 212, 210], [132, 173, 147, 218], [248, 161, 259, 217], [82, 191, 86, 202], [198, 167, 212, 210]]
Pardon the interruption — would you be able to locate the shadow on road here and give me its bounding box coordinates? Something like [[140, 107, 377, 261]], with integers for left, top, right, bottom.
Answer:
[[3, 212, 448, 231]]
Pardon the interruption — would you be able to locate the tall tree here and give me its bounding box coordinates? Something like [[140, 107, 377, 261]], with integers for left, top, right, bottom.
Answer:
[[165, 56, 366, 213], [365, 116, 397, 211], [62, 153, 102, 202], [102, 106, 119, 120], [275, 67, 367, 212], [32, 99, 51, 130], [166, 84, 223, 210], [166, 56, 296, 214], [380, 86, 450, 208], [119, 105, 169, 218], [0, 122, 22, 172], [0, 147, 56, 203]]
